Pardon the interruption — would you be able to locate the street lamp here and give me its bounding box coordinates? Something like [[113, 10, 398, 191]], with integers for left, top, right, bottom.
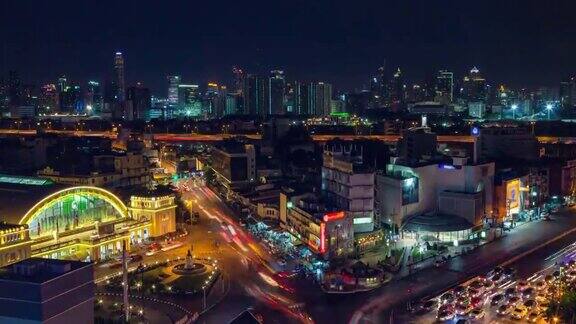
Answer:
[[546, 103, 553, 120], [511, 104, 518, 120]]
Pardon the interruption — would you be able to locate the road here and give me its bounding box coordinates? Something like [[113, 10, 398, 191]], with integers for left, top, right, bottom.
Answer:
[[185, 188, 576, 324], [348, 208, 576, 324], [181, 184, 312, 323], [92, 183, 576, 324], [2, 128, 575, 144], [401, 233, 576, 323]]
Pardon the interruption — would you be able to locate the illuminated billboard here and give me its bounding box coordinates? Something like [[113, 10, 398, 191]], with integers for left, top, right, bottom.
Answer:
[[402, 177, 419, 205], [506, 179, 520, 211]]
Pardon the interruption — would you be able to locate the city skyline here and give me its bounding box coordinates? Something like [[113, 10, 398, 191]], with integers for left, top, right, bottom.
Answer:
[[2, 1, 576, 93]]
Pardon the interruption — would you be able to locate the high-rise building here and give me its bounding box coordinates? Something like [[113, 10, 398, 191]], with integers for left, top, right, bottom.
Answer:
[[269, 70, 285, 115], [322, 148, 376, 234], [232, 66, 245, 95], [57, 76, 67, 94], [59, 84, 83, 114], [369, 64, 387, 108], [167, 75, 180, 106], [176, 84, 201, 117], [463, 67, 487, 102], [388, 68, 405, 112], [436, 70, 453, 104], [560, 76, 576, 110], [0, 80, 7, 116], [243, 74, 269, 115], [113, 52, 125, 102], [126, 84, 151, 120], [39, 84, 58, 114], [292, 81, 310, 115], [85, 81, 102, 115], [225, 93, 239, 115], [314, 82, 333, 116]]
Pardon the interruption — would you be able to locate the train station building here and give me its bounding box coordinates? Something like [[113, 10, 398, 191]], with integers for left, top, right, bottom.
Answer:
[[0, 174, 176, 263]]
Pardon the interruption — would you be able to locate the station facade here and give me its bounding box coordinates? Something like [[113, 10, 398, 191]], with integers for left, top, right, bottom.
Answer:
[[0, 174, 176, 263]]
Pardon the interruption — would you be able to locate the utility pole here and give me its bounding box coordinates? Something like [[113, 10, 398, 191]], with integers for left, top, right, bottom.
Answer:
[[122, 241, 130, 322]]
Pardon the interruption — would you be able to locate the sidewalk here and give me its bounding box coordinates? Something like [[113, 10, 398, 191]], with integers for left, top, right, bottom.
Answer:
[[354, 209, 576, 323], [305, 208, 576, 324]]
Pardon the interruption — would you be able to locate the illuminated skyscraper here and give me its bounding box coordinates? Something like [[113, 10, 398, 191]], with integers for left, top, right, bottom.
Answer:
[[463, 67, 487, 102], [177, 84, 201, 117], [126, 84, 151, 120], [436, 70, 453, 104], [232, 66, 245, 95], [85, 81, 102, 114], [243, 74, 269, 115], [113, 52, 125, 102], [39, 84, 58, 114], [167, 75, 180, 106], [314, 82, 333, 116], [560, 76, 576, 110], [269, 70, 285, 115], [388, 68, 405, 111]]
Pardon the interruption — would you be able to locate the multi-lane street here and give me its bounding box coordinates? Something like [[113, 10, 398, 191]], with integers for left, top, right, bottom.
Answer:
[[184, 185, 576, 324], [180, 183, 313, 323]]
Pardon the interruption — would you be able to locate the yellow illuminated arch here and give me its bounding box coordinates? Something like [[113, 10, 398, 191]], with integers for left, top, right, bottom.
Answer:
[[19, 186, 129, 226]]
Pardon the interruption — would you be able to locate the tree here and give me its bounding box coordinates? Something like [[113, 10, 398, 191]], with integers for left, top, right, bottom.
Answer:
[[545, 287, 576, 323]]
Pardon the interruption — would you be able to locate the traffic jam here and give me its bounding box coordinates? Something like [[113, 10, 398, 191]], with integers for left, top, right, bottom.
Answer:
[[410, 260, 576, 323]]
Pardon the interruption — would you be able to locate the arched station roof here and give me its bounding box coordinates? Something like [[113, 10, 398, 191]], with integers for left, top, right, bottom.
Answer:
[[0, 175, 128, 225]]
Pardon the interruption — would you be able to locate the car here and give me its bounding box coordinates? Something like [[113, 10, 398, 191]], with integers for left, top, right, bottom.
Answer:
[[467, 308, 485, 320], [517, 280, 529, 290], [523, 299, 537, 310], [455, 303, 473, 316], [534, 280, 547, 290], [522, 287, 536, 299], [491, 294, 504, 306], [553, 270, 561, 278], [488, 266, 504, 278], [129, 254, 143, 263], [454, 285, 467, 296], [540, 301, 550, 312], [437, 309, 455, 321], [503, 267, 516, 278], [440, 292, 455, 304], [535, 292, 548, 303], [468, 288, 482, 298], [497, 304, 512, 316], [545, 274, 555, 283], [483, 279, 495, 290], [277, 258, 287, 266], [505, 287, 517, 298], [568, 270, 576, 281], [510, 305, 528, 320], [469, 279, 484, 290], [527, 311, 540, 322], [507, 296, 521, 306], [491, 273, 504, 283], [456, 296, 470, 307], [470, 297, 483, 308]]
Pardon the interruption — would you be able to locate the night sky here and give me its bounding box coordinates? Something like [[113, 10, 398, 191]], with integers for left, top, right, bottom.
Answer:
[[1, 0, 576, 94]]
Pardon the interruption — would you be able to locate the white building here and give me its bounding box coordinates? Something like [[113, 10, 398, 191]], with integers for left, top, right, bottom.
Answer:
[[375, 157, 495, 242], [322, 149, 375, 234]]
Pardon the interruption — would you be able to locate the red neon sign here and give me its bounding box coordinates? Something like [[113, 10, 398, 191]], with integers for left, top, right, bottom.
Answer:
[[323, 211, 345, 222], [320, 222, 326, 253]]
